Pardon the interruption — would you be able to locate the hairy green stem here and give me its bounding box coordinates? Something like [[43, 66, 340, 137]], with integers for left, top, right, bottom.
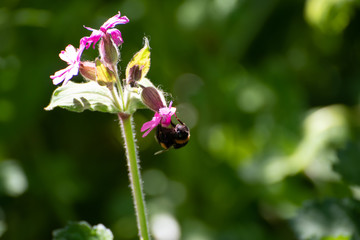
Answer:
[[110, 85, 123, 111], [113, 66, 125, 109], [118, 113, 150, 240]]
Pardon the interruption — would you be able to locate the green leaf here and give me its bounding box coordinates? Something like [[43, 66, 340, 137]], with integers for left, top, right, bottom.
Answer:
[[126, 37, 150, 81], [45, 81, 121, 113], [305, 0, 355, 34], [123, 89, 146, 115], [53, 221, 113, 240], [321, 236, 351, 240], [333, 142, 360, 185], [138, 78, 156, 88], [291, 198, 360, 240]]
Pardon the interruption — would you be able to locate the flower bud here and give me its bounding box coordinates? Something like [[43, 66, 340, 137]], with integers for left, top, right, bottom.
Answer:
[[95, 58, 116, 90], [141, 87, 166, 112], [127, 65, 143, 87], [125, 37, 150, 86], [99, 33, 120, 66], [79, 61, 96, 81]]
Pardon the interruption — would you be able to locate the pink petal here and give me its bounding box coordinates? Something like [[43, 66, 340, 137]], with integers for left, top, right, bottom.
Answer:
[[64, 64, 80, 85], [160, 115, 172, 127], [51, 66, 70, 85], [141, 121, 154, 132], [82, 12, 129, 49], [141, 127, 154, 138], [158, 101, 176, 127], [141, 102, 178, 137], [50, 67, 69, 85], [83, 28, 103, 49], [50, 63, 80, 86], [141, 115, 161, 137], [141, 117, 160, 131], [59, 45, 77, 64], [102, 11, 129, 30], [159, 106, 176, 116], [83, 26, 97, 32], [169, 108, 176, 119], [77, 38, 87, 61], [108, 29, 123, 46]]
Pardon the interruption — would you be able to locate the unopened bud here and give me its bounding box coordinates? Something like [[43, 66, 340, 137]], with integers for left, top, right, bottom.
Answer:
[[127, 65, 143, 87], [141, 87, 166, 112], [125, 37, 150, 85], [79, 61, 96, 81], [95, 58, 116, 90], [99, 33, 120, 66]]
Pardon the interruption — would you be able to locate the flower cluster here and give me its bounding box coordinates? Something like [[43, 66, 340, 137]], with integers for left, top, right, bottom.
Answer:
[[48, 11, 189, 148], [50, 11, 129, 86]]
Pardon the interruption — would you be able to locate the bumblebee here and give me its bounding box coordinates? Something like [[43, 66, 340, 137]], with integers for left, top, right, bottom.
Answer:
[[155, 116, 190, 154]]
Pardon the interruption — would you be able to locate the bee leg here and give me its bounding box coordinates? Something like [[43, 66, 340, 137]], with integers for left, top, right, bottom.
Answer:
[[174, 113, 185, 125], [154, 148, 170, 155]]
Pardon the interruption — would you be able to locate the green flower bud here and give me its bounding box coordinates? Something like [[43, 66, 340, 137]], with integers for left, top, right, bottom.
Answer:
[[95, 58, 117, 90], [99, 33, 120, 66]]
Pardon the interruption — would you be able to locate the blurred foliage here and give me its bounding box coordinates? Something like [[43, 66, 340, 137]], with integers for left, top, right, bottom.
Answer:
[[305, 0, 359, 34], [53, 221, 113, 240], [334, 142, 360, 186], [1, 0, 360, 239], [291, 198, 360, 240]]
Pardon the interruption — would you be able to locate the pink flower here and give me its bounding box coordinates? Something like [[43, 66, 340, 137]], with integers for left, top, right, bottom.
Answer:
[[50, 39, 86, 85], [83, 11, 129, 49], [141, 101, 176, 137]]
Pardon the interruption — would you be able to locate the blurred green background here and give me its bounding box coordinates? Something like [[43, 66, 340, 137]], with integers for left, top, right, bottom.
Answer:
[[1, 0, 360, 239]]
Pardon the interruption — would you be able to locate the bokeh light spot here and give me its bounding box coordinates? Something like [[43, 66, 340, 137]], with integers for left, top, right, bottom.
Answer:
[[176, 103, 198, 129], [305, 0, 354, 34], [174, 73, 203, 101], [177, 0, 206, 29], [151, 213, 181, 240], [143, 169, 168, 196], [237, 83, 274, 113], [165, 180, 187, 206], [0, 160, 28, 197], [211, 0, 239, 20], [207, 125, 226, 154]]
